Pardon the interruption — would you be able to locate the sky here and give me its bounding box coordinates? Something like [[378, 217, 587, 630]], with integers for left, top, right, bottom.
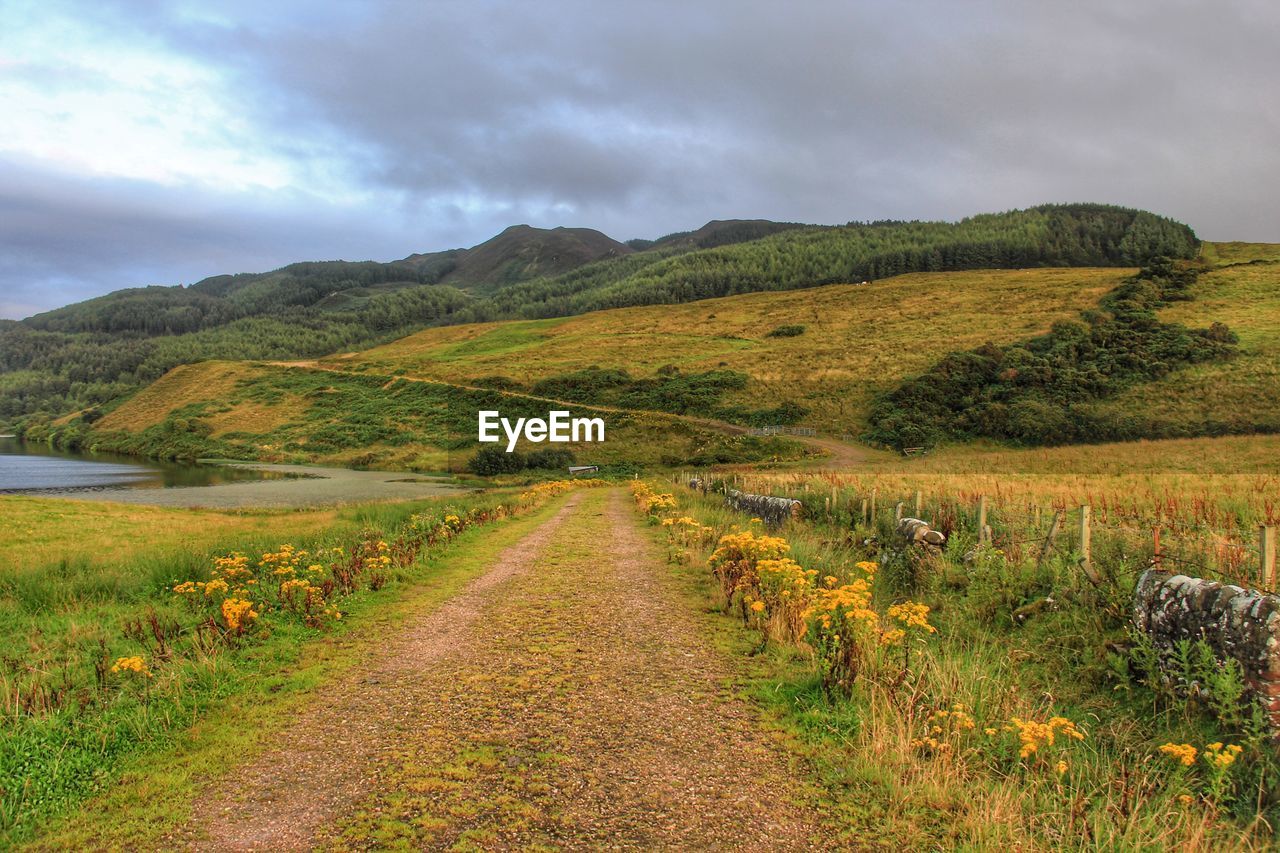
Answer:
[[1, 0, 1277, 319]]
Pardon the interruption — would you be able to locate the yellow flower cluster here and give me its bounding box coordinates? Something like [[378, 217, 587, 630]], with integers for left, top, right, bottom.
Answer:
[[1008, 716, 1086, 758], [752, 558, 819, 640], [221, 597, 259, 634], [886, 601, 936, 633], [630, 480, 679, 516], [1159, 742, 1198, 767], [521, 478, 607, 503], [707, 529, 791, 602], [1203, 742, 1243, 769], [110, 656, 152, 678], [911, 703, 977, 755]]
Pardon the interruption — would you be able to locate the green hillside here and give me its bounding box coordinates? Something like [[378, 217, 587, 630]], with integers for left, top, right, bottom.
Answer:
[[1, 204, 1196, 432], [23, 360, 807, 473]]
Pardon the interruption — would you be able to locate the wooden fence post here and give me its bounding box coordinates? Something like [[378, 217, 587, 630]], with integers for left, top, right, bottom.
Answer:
[[860, 498, 868, 525], [1261, 525, 1276, 589], [1077, 505, 1103, 587], [977, 496, 988, 544], [1038, 510, 1063, 566], [895, 501, 904, 521], [870, 489, 878, 524], [1079, 505, 1092, 571], [914, 490, 922, 516]]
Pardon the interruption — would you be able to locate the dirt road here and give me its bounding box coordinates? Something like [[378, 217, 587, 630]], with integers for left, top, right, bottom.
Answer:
[[188, 488, 825, 850]]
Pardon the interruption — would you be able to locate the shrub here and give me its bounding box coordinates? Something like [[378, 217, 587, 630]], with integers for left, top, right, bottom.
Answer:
[[467, 445, 526, 476], [765, 323, 806, 338]]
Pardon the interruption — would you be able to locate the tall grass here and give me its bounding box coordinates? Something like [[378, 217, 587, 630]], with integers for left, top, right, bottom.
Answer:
[[644, 480, 1279, 848]]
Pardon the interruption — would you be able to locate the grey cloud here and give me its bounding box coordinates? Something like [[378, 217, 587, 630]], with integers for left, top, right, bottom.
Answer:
[[4, 0, 1279, 317]]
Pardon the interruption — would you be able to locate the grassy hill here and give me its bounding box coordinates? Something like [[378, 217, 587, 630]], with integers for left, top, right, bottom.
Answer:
[[54, 360, 809, 473], [1077, 243, 1280, 436], [326, 266, 1130, 435], [1, 204, 1195, 428]]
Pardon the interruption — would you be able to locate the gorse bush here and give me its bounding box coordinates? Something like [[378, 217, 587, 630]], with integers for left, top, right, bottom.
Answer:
[[765, 324, 806, 338], [866, 259, 1237, 448]]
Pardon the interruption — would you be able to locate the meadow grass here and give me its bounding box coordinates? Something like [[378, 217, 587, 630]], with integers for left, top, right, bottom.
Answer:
[[639, 482, 1277, 849], [0, 496, 339, 574], [16, 494, 571, 849], [0, 485, 580, 844]]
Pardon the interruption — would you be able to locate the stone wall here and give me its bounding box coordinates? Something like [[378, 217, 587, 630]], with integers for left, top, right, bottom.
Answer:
[[1132, 569, 1280, 728], [724, 489, 801, 526]]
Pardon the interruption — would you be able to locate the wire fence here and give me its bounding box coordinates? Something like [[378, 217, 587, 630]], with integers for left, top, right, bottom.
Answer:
[[675, 470, 1279, 594]]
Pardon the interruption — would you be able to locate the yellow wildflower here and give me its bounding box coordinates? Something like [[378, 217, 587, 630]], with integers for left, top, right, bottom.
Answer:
[[1159, 742, 1197, 767]]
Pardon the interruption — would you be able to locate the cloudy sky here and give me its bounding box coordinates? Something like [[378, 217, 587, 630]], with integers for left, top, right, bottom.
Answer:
[[1, 0, 1276, 319]]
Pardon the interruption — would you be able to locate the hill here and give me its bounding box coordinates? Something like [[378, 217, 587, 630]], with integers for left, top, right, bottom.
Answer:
[[627, 219, 810, 251], [42, 360, 809, 472], [332, 266, 1129, 436], [1, 204, 1197, 431], [324, 242, 1277, 449], [406, 224, 633, 293]]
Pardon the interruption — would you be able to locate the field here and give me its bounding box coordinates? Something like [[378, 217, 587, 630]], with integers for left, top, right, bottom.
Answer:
[[333, 267, 1127, 435], [0, 497, 339, 572]]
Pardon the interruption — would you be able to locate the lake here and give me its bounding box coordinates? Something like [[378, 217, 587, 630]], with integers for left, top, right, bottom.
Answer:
[[0, 438, 468, 508], [0, 436, 290, 492]]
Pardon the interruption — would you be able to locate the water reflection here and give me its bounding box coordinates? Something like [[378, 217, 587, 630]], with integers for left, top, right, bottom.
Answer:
[[0, 437, 294, 492]]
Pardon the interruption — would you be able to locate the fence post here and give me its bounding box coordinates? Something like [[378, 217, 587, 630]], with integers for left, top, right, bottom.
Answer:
[[860, 498, 868, 525], [977, 496, 988, 544], [914, 490, 922, 516], [871, 488, 878, 524], [1038, 510, 1063, 567], [1261, 525, 1276, 589], [1079, 505, 1092, 572], [895, 501, 904, 521]]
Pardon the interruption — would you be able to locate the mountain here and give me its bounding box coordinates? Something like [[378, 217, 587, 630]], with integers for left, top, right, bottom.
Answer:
[[629, 219, 811, 251], [403, 225, 633, 292], [0, 204, 1200, 428]]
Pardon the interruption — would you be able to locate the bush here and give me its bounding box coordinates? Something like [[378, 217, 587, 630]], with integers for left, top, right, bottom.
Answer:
[[765, 324, 806, 338], [525, 447, 575, 470], [467, 445, 527, 476]]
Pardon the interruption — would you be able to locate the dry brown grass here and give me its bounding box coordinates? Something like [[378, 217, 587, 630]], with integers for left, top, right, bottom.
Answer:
[[96, 363, 256, 433]]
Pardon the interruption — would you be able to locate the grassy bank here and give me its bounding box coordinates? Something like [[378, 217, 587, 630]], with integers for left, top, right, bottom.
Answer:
[[0, 482, 596, 845], [632, 480, 1279, 848]]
